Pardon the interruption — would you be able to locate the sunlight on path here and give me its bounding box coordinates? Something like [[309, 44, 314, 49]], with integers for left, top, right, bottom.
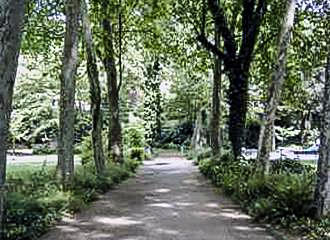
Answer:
[[40, 153, 275, 240]]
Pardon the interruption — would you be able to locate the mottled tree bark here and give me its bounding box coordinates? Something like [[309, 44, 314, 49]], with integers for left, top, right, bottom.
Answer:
[[0, 0, 25, 236], [210, 23, 222, 157], [58, 0, 80, 188], [101, 7, 123, 164], [314, 54, 330, 219], [81, 0, 105, 174], [258, 0, 296, 173]]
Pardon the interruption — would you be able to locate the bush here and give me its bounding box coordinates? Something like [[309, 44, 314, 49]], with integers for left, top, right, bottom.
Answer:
[[126, 147, 145, 162], [72, 166, 109, 203], [270, 174, 313, 215], [160, 142, 180, 149], [5, 167, 66, 240], [5, 153, 141, 240], [197, 151, 322, 238], [282, 216, 330, 240], [196, 148, 213, 162], [79, 134, 95, 166], [156, 121, 194, 146], [123, 124, 144, 148], [270, 158, 315, 174], [123, 158, 141, 173], [6, 192, 62, 240]]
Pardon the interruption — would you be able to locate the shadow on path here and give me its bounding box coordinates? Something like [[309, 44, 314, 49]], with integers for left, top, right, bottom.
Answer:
[[40, 153, 275, 240]]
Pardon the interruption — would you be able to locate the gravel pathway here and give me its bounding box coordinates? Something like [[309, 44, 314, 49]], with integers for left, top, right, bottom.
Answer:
[[40, 153, 275, 240]]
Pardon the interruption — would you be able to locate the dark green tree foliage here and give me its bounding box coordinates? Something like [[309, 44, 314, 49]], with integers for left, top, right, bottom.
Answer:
[[144, 58, 162, 148], [11, 64, 58, 146], [23, 0, 64, 56]]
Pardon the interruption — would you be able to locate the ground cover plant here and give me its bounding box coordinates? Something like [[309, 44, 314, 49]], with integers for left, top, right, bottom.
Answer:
[[4, 155, 141, 240], [196, 151, 330, 240]]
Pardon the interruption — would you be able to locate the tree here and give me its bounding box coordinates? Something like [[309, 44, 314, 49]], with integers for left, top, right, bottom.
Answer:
[[58, 0, 80, 188], [308, 0, 330, 218], [313, 50, 330, 219], [197, 0, 267, 158], [257, 0, 296, 172], [0, 0, 25, 236], [81, 0, 105, 174], [143, 57, 162, 148], [100, 1, 123, 163], [192, 107, 208, 151], [210, 23, 222, 157], [11, 63, 59, 146]]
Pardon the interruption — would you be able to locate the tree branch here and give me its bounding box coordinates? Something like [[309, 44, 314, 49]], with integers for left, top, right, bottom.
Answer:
[[242, 0, 255, 45], [239, 0, 267, 69], [207, 0, 237, 56], [117, 62, 124, 92], [196, 34, 231, 69], [201, 0, 207, 35]]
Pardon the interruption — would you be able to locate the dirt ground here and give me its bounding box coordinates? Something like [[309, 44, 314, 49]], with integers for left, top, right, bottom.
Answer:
[[40, 152, 275, 240]]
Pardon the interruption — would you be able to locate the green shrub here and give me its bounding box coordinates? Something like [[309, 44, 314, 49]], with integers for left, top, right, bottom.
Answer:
[[106, 162, 131, 184], [161, 142, 180, 149], [79, 134, 94, 166], [5, 185, 67, 240], [185, 150, 196, 160], [197, 151, 321, 238], [78, 131, 107, 166], [271, 158, 315, 174], [123, 158, 141, 173], [123, 124, 144, 148], [238, 173, 269, 205], [196, 148, 212, 162], [266, 174, 314, 218], [281, 216, 330, 240], [198, 158, 214, 177], [251, 197, 275, 219], [126, 147, 145, 161], [6, 193, 53, 240], [5, 151, 141, 240]]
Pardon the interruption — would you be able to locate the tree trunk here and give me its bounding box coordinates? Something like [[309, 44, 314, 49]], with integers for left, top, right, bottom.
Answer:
[[192, 112, 203, 151], [228, 69, 249, 159], [197, 0, 267, 160], [58, 0, 80, 188], [101, 7, 123, 164], [81, 0, 105, 174], [271, 121, 276, 152], [156, 81, 162, 140], [0, 0, 25, 236], [210, 23, 222, 157], [313, 54, 330, 219], [257, 0, 296, 173]]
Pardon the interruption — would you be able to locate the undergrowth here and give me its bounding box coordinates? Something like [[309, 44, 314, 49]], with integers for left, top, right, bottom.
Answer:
[[5, 158, 141, 240], [196, 151, 330, 240]]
